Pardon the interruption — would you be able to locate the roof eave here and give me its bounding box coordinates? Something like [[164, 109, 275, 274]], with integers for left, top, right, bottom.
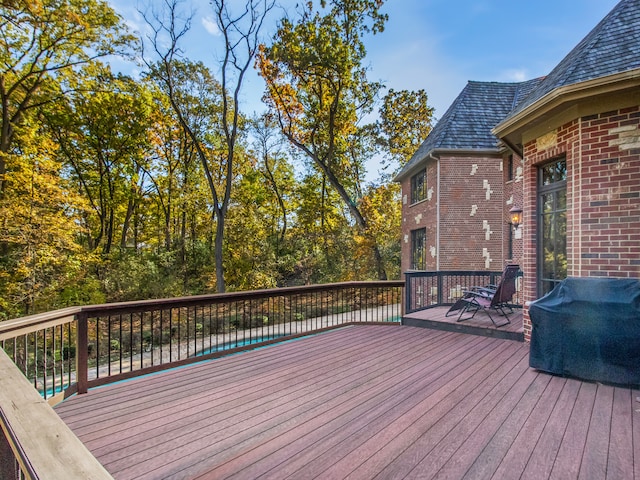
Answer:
[[393, 147, 503, 182], [493, 68, 640, 140]]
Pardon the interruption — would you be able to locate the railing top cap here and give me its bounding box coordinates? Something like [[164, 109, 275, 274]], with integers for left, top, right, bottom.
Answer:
[[0, 281, 405, 331]]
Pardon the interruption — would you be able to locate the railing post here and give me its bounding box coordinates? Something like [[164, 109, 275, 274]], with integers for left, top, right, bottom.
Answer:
[[405, 274, 412, 313], [76, 312, 88, 394], [437, 272, 443, 305]]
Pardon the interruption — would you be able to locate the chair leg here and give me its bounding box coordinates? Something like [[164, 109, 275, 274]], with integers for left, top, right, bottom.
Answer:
[[455, 300, 511, 328], [456, 301, 480, 322], [488, 307, 511, 328], [459, 306, 511, 327]]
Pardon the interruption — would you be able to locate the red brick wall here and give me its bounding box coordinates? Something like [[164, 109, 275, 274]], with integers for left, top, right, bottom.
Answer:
[[521, 106, 640, 341], [438, 155, 504, 270], [578, 107, 640, 277], [400, 154, 505, 273]]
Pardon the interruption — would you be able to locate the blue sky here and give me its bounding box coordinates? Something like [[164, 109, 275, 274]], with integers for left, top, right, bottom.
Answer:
[[366, 0, 620, 116], [108, 0, 621, 120]]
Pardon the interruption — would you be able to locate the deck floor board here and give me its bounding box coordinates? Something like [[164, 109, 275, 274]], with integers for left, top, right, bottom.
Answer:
[[54, 324, 639, 480]]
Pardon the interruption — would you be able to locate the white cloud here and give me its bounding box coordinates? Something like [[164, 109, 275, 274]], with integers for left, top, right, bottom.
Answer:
[[202, 16, 221, 36], [499, 69, 529, 82]]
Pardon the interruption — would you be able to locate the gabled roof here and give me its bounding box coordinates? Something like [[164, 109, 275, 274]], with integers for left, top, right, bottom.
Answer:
[[504, 0, 640, 120], [395, 78, 542, 180]]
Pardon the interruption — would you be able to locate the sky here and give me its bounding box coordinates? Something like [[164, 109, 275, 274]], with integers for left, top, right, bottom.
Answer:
[[107, 0, 621, 120]]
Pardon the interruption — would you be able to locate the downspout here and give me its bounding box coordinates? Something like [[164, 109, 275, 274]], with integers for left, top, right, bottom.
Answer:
[[429, 153, 440, 271], [577, 119, 582, 277]]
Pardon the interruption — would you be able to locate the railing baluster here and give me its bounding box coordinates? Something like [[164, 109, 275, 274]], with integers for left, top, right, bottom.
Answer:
[[42, 329, 48, 399], [139, 311, 143, 367], [94, 317, 98, 380], [185, 307, 189, 358], [66, 323, 71, 389], [169, 308, 173, 363], [178, 307, 183, 360], [215, 303, 220, 353], [150, 310, 155, 366], [200, 306, 204, 356], [107, 315, 112, 377], [128, 313, 134, 373], [51, 327, 56, 399]]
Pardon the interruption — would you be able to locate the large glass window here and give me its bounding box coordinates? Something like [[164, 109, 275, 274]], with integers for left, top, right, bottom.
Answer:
[[537, 158, 567, 296], [411, 228, 426, 270], [410, 170, 426, 204]]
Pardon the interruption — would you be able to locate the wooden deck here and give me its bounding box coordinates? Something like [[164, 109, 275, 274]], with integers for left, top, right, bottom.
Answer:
[[403, 305, 524, 341], [55, 324, 639, 480]]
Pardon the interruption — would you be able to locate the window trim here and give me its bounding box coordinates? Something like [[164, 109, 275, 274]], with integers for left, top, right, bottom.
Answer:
[[410, 228, 427, 270], [536, 156, 567, 297]]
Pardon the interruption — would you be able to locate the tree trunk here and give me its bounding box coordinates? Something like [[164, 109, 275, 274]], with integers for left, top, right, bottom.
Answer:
[[214, 212, 225, 293], [120, 197, 135, 250]]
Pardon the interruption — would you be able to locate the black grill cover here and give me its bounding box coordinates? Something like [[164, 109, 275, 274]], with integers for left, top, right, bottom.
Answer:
[[529, 277, 640, 386]]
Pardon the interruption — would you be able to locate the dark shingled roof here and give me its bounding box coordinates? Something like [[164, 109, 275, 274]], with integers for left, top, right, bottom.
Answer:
[[506, 0, 640, 118], [396, 78, 543, 180]]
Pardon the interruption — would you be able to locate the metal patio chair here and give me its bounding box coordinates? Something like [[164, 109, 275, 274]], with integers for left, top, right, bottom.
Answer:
[[445, 264, 520, 327]]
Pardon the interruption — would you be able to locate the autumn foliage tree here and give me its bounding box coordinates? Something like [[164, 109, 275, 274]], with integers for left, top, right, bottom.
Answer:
[[47, 64, 154, 255], [0, 0, 133, 196], [0, 0, 132, 316], [141, 0, 275, 292], [0, 120, 88, 316], [378, 88, 435, 173], [257, 0, 391, 279], [0, 0, 433, 319]]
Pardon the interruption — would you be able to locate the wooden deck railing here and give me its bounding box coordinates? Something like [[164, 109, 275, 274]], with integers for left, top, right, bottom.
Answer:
[[404, 269, 523, 314], [0, 348, 113, 480], [0, 281, 403, 478]]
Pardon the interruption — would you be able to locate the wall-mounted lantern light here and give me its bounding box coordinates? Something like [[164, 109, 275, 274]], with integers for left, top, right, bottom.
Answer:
[[509, 205, 523, 229]]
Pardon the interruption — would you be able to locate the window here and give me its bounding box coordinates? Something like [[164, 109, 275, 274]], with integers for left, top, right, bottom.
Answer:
[[410, 170, 426, 204], [411, 228, 426, 270], [537, 158, 567, 296], [507, 154, 514, 181]]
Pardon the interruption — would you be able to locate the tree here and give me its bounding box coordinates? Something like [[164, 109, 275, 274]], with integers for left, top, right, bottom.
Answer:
[[141, 0, 274, 292], [257, 0, 390, 279], [0, 0, 133, 196], [143, 84, 205, 264], [250, 114, 294, 247], [355, 182, 401, 279], [0, 119, 88, 317], [47, 64, 153, 255], [377, 88, 435, 174]]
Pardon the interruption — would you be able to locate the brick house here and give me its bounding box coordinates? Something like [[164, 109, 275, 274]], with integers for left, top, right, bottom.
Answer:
[[397, 0, 640, 340], [396, 79, 540, 273]]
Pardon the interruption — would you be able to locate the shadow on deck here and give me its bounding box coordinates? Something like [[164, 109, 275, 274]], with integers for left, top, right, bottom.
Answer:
[[402, 305, 525, 342]]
